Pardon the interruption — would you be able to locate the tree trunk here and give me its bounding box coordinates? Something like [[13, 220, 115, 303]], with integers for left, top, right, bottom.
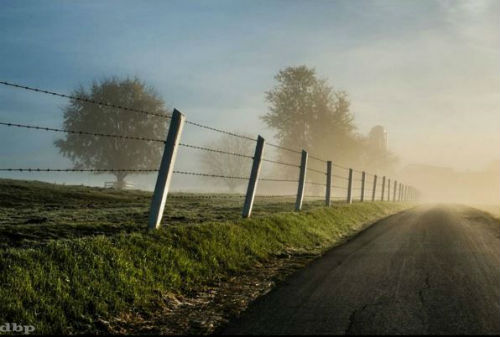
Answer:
[[114, 172, 128, 190]]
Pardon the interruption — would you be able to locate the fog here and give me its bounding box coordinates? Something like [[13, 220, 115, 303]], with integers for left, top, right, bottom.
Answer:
[[0, 1, 498, 206]]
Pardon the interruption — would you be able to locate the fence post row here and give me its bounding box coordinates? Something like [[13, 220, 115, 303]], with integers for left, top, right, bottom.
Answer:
[[347, 168, 353, 204], [393, 180, 397, 201], [148, 109, 186, 230], [360, 171, 366, 202], [242, 136, 265, 218], [381, 176, 386, 201], [295, 150, 308, 211], [325, 161, 332, 206], [372, 174, 377, 201]]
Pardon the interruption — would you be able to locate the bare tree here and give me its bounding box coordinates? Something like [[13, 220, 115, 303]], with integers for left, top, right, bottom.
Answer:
[[200, 133, 255, 193]]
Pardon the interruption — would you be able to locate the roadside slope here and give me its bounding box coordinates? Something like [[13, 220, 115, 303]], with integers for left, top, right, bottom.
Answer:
[[0, 202, 409, 334]]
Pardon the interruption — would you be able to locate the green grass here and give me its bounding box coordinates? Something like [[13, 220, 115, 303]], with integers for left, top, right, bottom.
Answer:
[[0, 179, 411, 334], [0, 179, 329, 248]]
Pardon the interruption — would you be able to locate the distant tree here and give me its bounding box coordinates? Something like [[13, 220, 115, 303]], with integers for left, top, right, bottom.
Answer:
[[359, 140, 399, 176], [54, 77, 168, 189], [262, 66, 360, 177], [200, 133, 254, 192]]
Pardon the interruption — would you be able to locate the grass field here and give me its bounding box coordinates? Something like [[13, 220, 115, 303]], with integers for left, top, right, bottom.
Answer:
[[0, 178, 330, 249], [0, 178, 412, 334]]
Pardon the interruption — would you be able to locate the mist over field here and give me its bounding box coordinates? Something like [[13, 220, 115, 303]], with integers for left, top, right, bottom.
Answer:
[[1, 1, 500, 335], [0, 0, 498, 205]]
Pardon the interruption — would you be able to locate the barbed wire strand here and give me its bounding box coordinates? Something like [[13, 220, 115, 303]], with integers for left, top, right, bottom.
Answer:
[[0, 168, 158, 172], [0, 81, 171, 119], [260, 178, 300, 182], [307, 167, 326, 175], [305, 181, 326, 186], [266, 143, 302, 154], [184, 120, 257, 142], [255, 194, 297, 198], [173, 170, 248, 180], [179, 143, 253, 159], [169, 194, 246, 199], [261, 158, 300, 168], [0, 121, 166, 143]]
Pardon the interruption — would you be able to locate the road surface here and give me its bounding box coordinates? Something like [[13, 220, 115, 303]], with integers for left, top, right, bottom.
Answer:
[[221, 205, 500, 335]]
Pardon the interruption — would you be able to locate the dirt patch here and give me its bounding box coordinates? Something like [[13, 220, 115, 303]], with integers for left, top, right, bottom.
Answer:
[[98, 250, 320, 335]]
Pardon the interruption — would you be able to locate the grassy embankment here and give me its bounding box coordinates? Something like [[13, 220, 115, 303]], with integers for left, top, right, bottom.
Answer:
[[0, 179, 411, 334]]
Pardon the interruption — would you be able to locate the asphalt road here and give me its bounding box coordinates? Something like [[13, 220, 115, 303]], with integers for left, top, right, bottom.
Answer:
[[221, 205, 500, 335]]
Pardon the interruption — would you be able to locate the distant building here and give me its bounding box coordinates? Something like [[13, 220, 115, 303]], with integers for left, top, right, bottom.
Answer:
[[369, 125, 387, 151]]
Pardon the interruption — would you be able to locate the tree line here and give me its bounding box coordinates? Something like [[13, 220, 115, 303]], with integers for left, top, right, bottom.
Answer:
[[55, 66, 397, 190]]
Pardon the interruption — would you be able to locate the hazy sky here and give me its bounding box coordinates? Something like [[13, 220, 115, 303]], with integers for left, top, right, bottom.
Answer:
[[0, 0, 498, 188]]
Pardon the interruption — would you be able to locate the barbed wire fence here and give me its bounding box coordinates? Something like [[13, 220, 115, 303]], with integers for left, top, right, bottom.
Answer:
[[0, 80, 419, 229]]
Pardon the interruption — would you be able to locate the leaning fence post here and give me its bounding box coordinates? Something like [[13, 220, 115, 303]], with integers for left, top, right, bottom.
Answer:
[[242, 135, 265, 218], [295, 150, 308, 211], [325, 161, 332, 206], [381, 176, 386, 201], [347, 168, 353, 204], [372, 174, 377, 201], [148, 109, 185, 230], [393, 180, 397, 201], [360, 171, 366, 202]]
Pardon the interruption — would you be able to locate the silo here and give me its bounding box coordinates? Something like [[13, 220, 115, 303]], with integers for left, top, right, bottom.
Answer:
[[369, 125, 387, 151]]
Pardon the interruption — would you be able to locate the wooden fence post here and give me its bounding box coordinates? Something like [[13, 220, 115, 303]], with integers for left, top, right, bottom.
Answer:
[[387, 179, 391, 201], [372, 174, 377, 201], [148, 109, 185, 230], [325, 161, 332, 206], [295, 150, 308, 211], [347, 168, 353, 204], [242, 135, 265, 218], [399, 184, 403, 201], [381, 176, 386, 201], [360, 171, 366, 202], [393, 180, 397, 201]]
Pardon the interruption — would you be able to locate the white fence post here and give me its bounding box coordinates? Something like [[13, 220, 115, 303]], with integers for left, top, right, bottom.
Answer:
[[360, 171, 366, 202], [242, 135, 265, 218], [381, 176, 386, 201], [295, 150, 308, 211], [325, 161, 332, 206], [148, 109, 185, 230], [347, 168, 353, 204], [372, 174, 377, 201]]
